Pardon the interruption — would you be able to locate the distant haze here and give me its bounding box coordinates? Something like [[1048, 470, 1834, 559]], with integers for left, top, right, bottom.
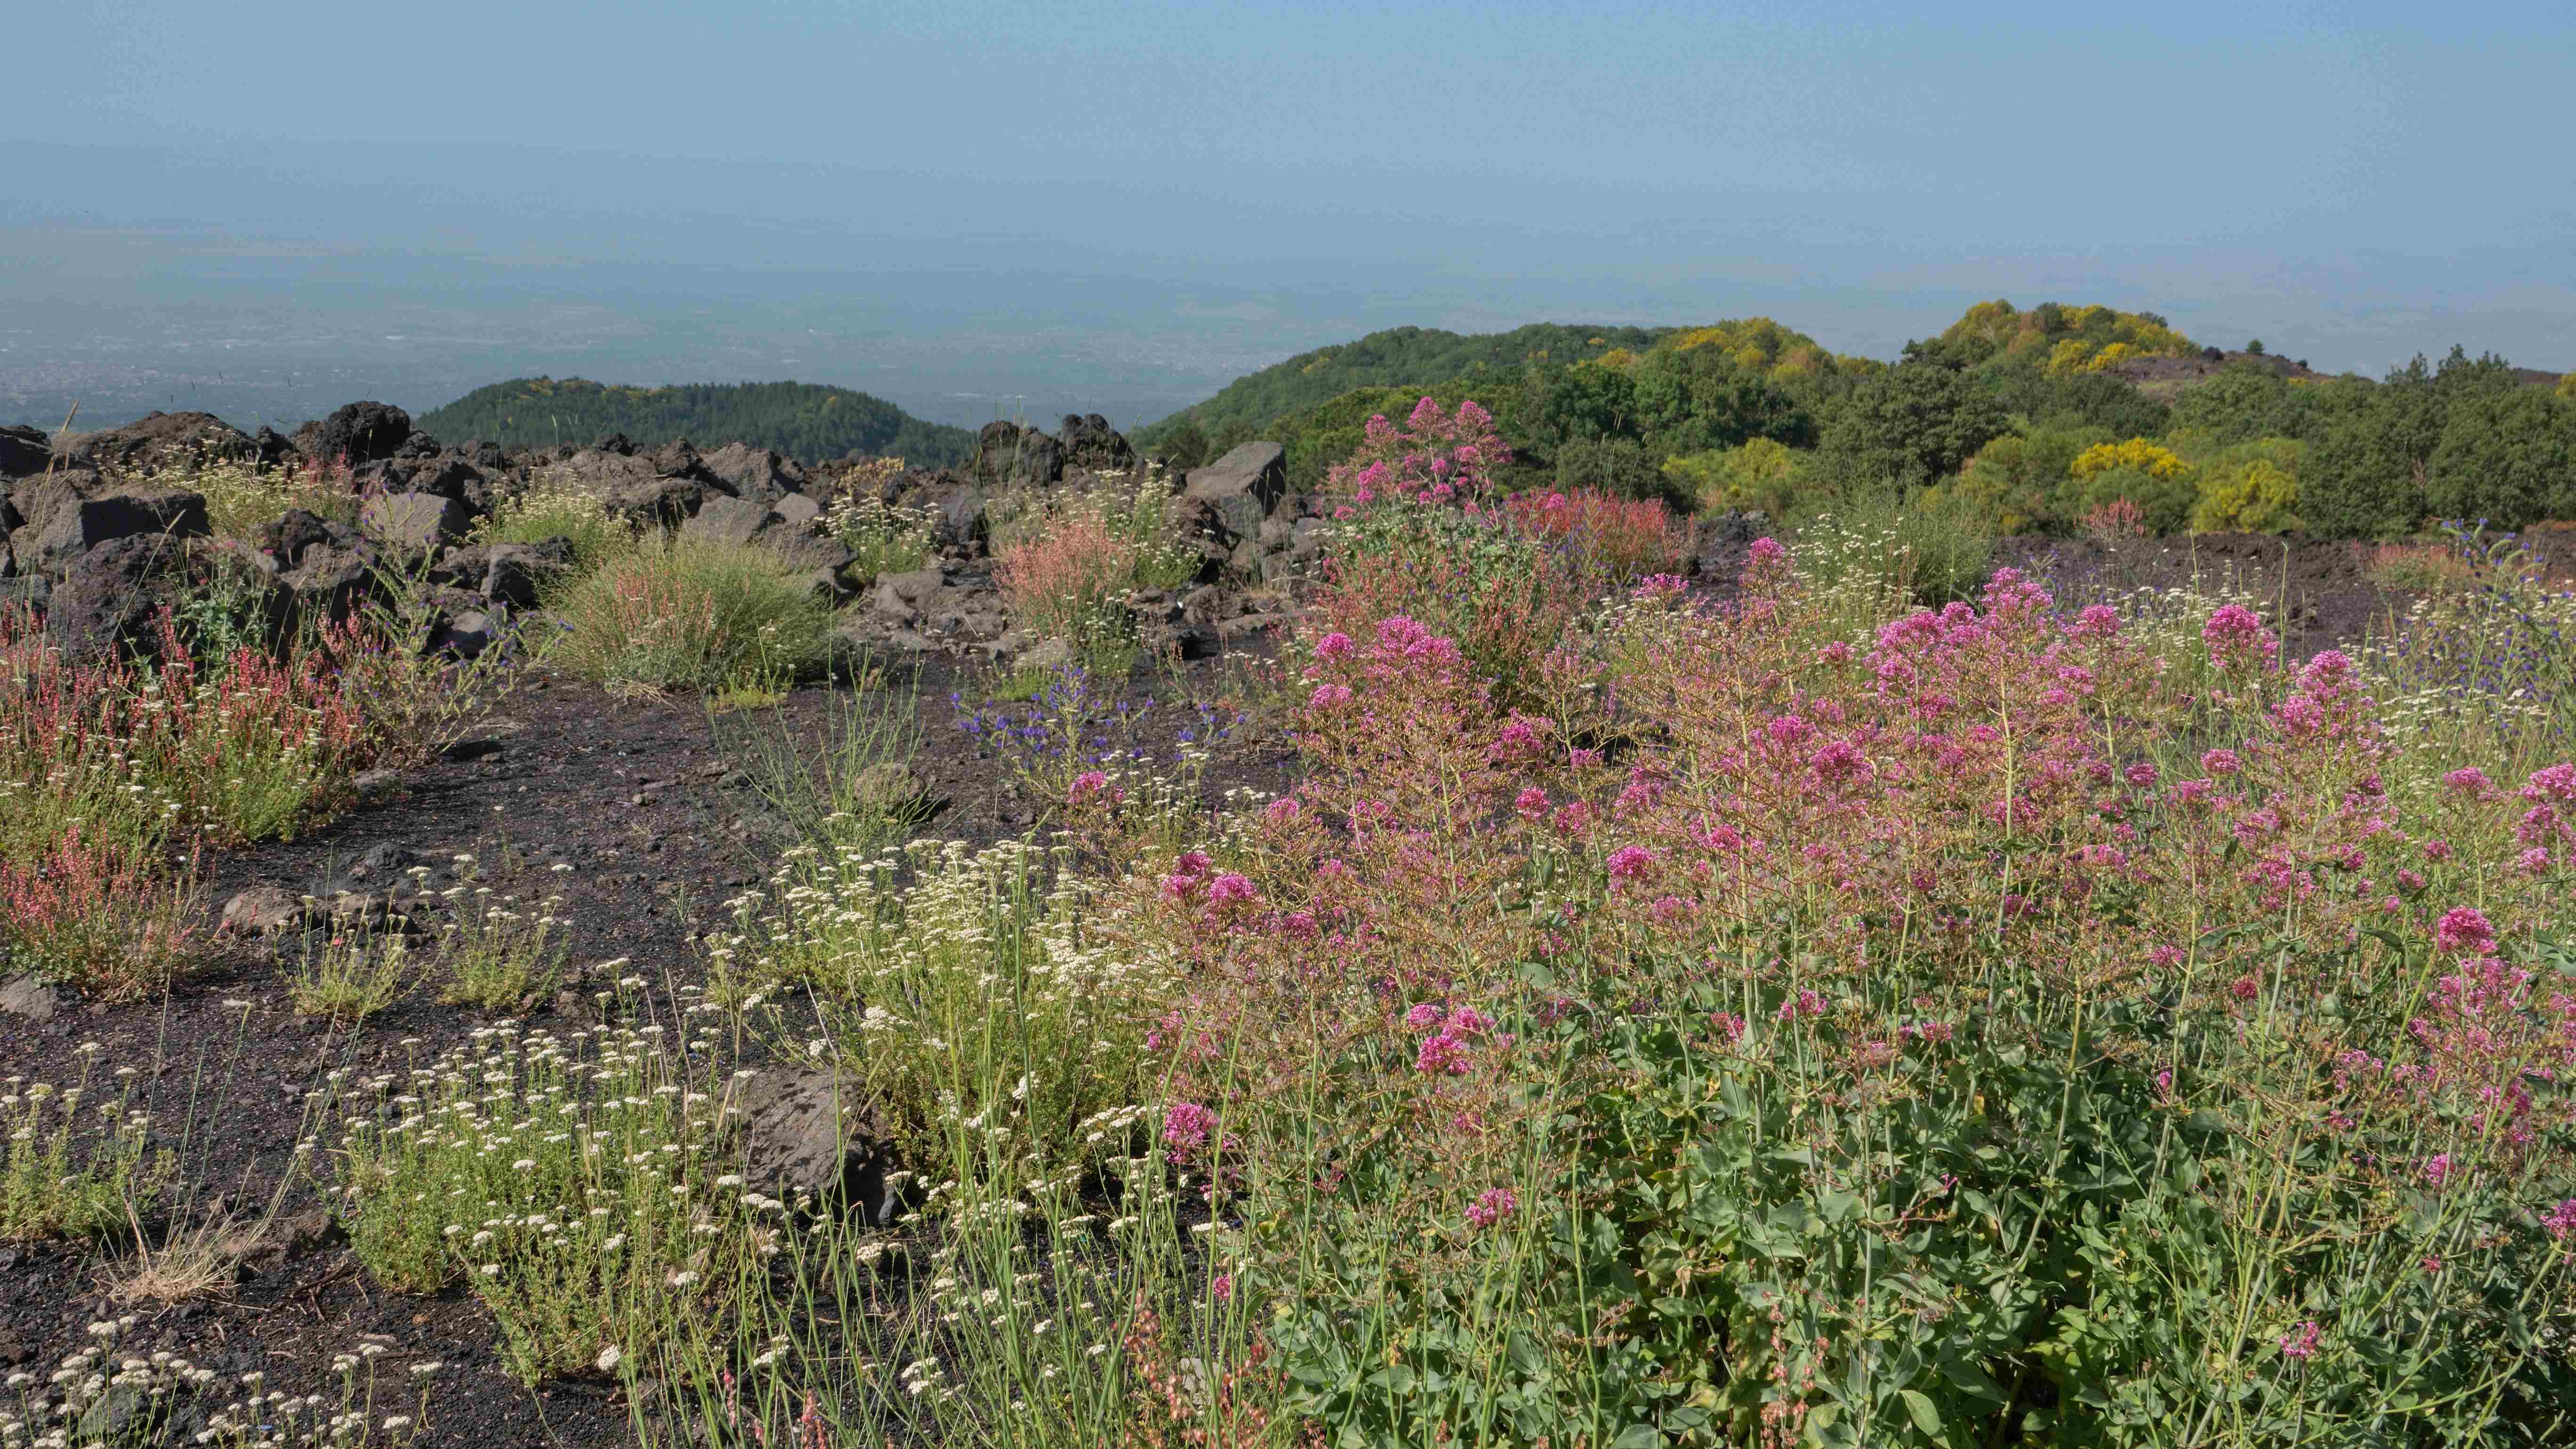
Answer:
[[6, 0, 2570, 433]]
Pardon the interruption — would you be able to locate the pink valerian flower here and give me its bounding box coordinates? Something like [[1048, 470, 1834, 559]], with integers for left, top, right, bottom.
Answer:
[[2444, 766, 2496, 797], [2433, 906, 2496, 957], [2543, 1199, 2576, 1240], [2520, 763, 2576, 802], [2070, 604, 2123, 640], [2423, 1153, 2453, 1189], [1314, 631, 1356, 661], [2149, 944, 2185, 969], [1067, 771, 1121, 807], [1465, 1186, 1519, 1230], [1415, 1031, 1472, 1075], [1206, 873, 1261, 909], [1263, 795, 1301, 826], [2230, 976, 2261, 1002], [2203, 604, 2279, 670], [1747, 537, 1788, 565], [1209, 1273, 1233, 1303], [1633, 573, 1690, 605], [2278, 1321, 2321, 1360], [1307, 682, 1354, 708], [1161, 851, 1215, 902], [1648, 894, 1697, 926], [1900, 1019, 1954, 1045], [2201, 748, 2242, 777], [1163, 1102, 1217, 1158], [1707, 1012, 1748, 1044], [1513, 786, 1550, 820], [1404, 1002, 1446, 1032], [1551, 801, 1598, 838], [1605, 845, 1661, 888], [2154, 1067, 2176, 1098], [2124, 762, 2159, 788], [1777, 988, 1827, 1022], [2519, 847, 2553, 876]]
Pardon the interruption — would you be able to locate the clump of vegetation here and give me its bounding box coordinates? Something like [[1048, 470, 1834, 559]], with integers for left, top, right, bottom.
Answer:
[[419, 377, 976, 466], [990, 470, 1199, 666], [434, 866, 573, 1012], [542, 535, 835, 696], [1, 1069, 161, 1242], [288, 918, 418, 1023], [822, 458, 939, 583], [333, 1019, 752, 1385], [474, 466, 632, 566], [176, 455, 364, 539]]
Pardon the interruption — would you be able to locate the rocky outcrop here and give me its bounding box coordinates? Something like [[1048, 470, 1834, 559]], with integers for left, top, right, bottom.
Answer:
[[1059, 413, 1135, 473], [297, 401, 412, 467], [969, 420, 1064, 488], [47, 533, 197, 662], [698, 442, 810, 506], [0, 425, 49, 479], [19, 485, 210, 575], [55, 412, 253, 474]]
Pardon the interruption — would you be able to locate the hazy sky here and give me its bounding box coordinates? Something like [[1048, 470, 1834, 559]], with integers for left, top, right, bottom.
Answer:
[[7, 0, 2571, 426]]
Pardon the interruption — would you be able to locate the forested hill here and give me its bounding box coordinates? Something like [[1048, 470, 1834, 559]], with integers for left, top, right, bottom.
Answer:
[[418, 379, 978, 466], [1141, 323, 1685, 448]]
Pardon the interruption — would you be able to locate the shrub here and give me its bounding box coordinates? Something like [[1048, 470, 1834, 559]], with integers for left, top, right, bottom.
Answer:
[[1315, 504, 1587, 707], [435, 867, 572, 1012], [476, 466, 632, 567], [288, 918, 418, 1022], [1502, 488, 1690, 584], [714, 837, 1163, 1172], [543, 536, 834, 695], [993, 509, 1143, 663], [0, 828, 199, 1000], [1323, 395, 1513, 507], [1662, 436, 1803, 515], [180, 455, 364, 539], [1, 1072, 161, 1242], [333, 1022, 754, 1384], [1, 607, 385, 864]]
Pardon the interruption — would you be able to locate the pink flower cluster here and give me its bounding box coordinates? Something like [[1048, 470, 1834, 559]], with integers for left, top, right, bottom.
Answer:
[[1325, 396, 1512, 507]]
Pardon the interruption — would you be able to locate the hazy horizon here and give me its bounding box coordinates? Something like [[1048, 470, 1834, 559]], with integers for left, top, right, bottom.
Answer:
[[8, 1, 2570, 435]]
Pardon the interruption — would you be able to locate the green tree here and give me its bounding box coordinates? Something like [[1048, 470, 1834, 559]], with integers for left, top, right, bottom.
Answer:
[[1631, 346, 1816, 454], [2427, 387, 2576, 527], [1818, 362, 2012, 497], [1154, 418, 1212, 472]]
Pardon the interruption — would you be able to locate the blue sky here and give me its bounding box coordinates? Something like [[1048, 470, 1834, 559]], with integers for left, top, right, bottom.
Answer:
[[6, 0, 2571, 423]]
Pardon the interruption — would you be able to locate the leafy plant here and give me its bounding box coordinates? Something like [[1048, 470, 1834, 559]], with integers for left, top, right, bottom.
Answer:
[[542, 535, 835, 695]]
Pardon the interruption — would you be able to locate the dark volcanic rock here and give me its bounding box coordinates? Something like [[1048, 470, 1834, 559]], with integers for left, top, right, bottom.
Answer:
[[24, 487, 211, 575], [0, 425, 49, 479], [970, 420, 1063, 487], [699, 442, 809, 505], [59, 412, 252, 474], [1059, 413, 1136, 473], [1183, 441, 1287, 543], [48, 533, 195, 661], [301, 401, 412, 467]]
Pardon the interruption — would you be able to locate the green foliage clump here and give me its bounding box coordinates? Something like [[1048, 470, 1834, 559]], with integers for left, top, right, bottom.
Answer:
[[1139, 322, 1679, 453], [1662, 436, 1805, 515], [1818, 361, 2014, 497], [542, 536, 836, 695], [419, 378, 975, 466], [2, 1076, 161, 1242], [334, 1022, 752, 1384]]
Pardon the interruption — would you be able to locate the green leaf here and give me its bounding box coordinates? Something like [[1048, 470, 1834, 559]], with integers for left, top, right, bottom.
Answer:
[[1900, 1389, 1943, 1436]]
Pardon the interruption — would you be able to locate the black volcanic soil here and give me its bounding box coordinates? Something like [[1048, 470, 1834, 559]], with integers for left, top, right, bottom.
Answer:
[[0, 651, 1294, 1449]]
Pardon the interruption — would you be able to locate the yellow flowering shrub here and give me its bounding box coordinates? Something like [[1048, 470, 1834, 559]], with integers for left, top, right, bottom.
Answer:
[[2191, 456, 2301, 532], [2071, 438, 2190, 482]]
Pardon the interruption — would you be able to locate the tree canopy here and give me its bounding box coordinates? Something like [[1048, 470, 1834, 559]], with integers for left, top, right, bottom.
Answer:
[[418, 378, 977, 466]]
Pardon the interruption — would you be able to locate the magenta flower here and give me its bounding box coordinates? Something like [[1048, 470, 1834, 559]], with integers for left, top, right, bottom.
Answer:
[[1206, 873, 1261, 909], [2523, 763, 2576, 802], [1747, 537, 1787, 564], [1605, 845, 1661, 887], [2070, 604, 2122, 639], [2201, 748, 2241, 777], [2433, 906, 2496, 957], [1465, 1186, 1518, 1230], [1513, 786, 1550, 820], [1415, 1031, 1471, 1075], [2443, 767, 2496, 797], [2423, 1153, 2453, 1189], [2543, 1199, 2576, 1240], [2124, 762, 2159, 788], [1404, 1002, 1446, 1032], [2278, 1321, 2320, 1360], [1067, 771, 1117, 806], [1163, 1101, 1216, 1156], [1314, 631, 1355, 661]]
